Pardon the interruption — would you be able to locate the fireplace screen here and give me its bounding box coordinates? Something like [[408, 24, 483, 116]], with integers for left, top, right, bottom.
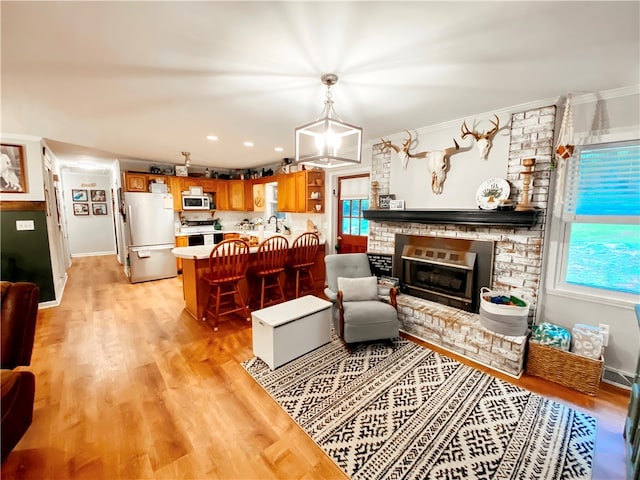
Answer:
[[401, 245, 477, 312]]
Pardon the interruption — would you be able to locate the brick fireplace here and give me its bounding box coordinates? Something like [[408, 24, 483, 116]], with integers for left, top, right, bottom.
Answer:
[[366, 105, 556, 376]]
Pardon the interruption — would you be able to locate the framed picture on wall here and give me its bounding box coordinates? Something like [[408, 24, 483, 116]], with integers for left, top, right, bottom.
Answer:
[[0, 143, 27, 193], [73, 203, 89, 216], [92, 203, 108, 215], [72, 189, 88, 202], [91, 189, 106, 202]]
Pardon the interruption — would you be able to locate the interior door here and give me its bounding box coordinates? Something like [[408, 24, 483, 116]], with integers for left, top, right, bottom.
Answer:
[[336, 174, 370, 254]]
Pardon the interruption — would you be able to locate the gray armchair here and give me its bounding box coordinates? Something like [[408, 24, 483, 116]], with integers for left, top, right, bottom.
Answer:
[[324, 253, 399, 345]]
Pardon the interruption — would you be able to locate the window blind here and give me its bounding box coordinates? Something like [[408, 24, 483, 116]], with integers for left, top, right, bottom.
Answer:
[[340, 177, 369, 200], [563, 140, 640, 220]]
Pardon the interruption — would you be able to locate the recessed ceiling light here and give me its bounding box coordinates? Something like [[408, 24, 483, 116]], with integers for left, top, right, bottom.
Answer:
[[274, 146, 284, 152], [243, 141, 254, 147], [206, 135, 218, 141]]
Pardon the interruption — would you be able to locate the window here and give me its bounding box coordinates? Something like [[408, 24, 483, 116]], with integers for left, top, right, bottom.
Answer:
[[558, 139, 640, 299], [339, 176, 370, 237], [341, 198, 370, 236]]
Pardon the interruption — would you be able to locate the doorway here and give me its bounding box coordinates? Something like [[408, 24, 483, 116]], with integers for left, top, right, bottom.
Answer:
[[336, 174, 370, 254]]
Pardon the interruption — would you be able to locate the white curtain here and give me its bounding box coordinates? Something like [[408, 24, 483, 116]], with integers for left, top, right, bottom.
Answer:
[[340, 177, 369, 200]]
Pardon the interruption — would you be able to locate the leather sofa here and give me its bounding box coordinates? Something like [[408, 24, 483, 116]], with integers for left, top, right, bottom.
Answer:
[[1, 281, 39, 461]]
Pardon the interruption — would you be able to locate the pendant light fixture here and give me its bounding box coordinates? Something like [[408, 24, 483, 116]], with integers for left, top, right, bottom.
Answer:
[[295, 73, 362, 169]]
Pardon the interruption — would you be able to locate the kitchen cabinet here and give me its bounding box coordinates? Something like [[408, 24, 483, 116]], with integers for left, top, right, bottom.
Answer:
[[181, 177, 203, 190], [252, 182, 266, 212], [216, 181, 229, 210], [121, 170, 324, 213], [277, 173, 297, 212], [175, 236, 188, 272], [227, 180, 245, 211], [244, 179, 255, 212], [201, 179, 217, 193], [304, 170, 325, 213], [167, 176, 184, 211], [295, 171, 307, 212], [276, 170, 325, 213]]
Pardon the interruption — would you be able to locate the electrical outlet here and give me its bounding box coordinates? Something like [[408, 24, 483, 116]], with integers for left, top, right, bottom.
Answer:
[[598, 323, 610, 347], [16, 220, 35, 231]]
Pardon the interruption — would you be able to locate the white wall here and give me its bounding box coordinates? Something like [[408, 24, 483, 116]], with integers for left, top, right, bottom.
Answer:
[[540, 86, 640, 377], [61, 170, 116, 256]]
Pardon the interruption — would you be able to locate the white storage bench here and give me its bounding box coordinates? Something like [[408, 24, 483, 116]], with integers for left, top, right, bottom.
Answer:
[[252, 295, 332, 370]]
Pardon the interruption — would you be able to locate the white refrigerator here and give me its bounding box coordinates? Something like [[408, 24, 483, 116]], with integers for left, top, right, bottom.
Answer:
[[124, 192, 177, 283]]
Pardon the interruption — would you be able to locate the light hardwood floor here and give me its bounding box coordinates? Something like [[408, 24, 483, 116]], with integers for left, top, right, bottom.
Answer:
[[2, 256, 630, 479]]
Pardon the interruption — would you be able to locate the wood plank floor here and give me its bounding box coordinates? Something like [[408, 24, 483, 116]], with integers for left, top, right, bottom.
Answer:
[[2, 256, 630, 479]]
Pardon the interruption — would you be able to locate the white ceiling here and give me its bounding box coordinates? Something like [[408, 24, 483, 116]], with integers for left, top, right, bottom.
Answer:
[[2, 1, 639, 171]]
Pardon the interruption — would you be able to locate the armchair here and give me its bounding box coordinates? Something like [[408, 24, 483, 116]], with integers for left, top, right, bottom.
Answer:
[[1, 281, 39, 461], [324, 253, 399, 345]]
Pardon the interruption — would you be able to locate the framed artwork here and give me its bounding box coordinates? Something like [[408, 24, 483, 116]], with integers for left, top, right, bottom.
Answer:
[[91, 189, 106, 202], [175, 165, 188, 177], [0, 143, 27, 193], [72, 189, 88, 202], [92, 203, 108, 215], [389, 199, 405, 210], [73, 203, 89, 216], [378, 194, 396, 210]]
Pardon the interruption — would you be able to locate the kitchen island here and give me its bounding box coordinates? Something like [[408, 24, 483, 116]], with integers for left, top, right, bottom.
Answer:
[[172, 236, 326, 321]]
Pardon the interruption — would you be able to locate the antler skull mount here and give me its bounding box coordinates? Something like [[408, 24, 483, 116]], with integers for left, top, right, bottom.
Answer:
[[380, 131, 461, 194], [461, 114, 500, 159]]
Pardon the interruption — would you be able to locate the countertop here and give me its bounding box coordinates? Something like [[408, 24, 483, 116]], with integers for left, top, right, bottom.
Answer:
[[172, 231, 325, 259]]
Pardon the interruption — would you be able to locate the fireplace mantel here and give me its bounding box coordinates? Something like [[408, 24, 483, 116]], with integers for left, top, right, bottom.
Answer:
[[363, 209, 541, 227]]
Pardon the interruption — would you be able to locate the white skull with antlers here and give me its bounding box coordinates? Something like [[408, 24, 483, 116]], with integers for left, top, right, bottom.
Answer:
[[380, 130, 415, 168], [461, 114, 500, 160], [411, 138, 460, 195]]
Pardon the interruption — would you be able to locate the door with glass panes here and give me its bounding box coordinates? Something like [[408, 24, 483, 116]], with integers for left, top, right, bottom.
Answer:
[[336, 174, 369, 253]]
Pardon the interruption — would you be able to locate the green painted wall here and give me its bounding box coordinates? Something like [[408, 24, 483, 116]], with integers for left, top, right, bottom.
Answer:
[[1, 210, 55, 302]]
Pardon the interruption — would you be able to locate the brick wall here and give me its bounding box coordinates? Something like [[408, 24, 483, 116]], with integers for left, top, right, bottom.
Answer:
[[369, 105, 556, 323]]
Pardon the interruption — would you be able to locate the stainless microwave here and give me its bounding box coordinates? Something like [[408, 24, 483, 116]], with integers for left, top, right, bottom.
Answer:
[[182, 195, 210, 210]]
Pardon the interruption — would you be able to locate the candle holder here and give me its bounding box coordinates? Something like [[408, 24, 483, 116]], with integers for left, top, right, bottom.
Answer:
[[516, 158, 536, 211], [370, 181, 379, 209]]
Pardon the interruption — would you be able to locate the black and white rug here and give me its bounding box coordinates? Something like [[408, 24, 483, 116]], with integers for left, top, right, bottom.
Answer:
[[242, 337, 596, 480]]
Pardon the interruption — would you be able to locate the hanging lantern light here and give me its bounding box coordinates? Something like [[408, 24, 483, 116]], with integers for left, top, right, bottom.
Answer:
[[294, 73, 362, 169]]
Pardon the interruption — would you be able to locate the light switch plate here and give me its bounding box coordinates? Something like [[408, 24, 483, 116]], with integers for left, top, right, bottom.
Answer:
[[16, 220, 35, 231]]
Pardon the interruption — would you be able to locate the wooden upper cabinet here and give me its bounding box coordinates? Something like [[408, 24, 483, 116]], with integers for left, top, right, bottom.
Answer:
[[216, 181, 229, 210], [227, 180, 245, 211], [305, 170, 325, 213], [201, 179, 217, 193], [181, 177, 202, 190], [124, 172, 148, 192], [167, 176, 184, 211], [295, 171, 307, 213], [277, 174, 296, 212], [121, 170, 324, 213], [244, 179, 254, 212]]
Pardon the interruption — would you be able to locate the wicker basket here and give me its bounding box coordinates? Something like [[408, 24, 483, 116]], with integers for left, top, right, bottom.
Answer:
[[526, 341, 603, 396]]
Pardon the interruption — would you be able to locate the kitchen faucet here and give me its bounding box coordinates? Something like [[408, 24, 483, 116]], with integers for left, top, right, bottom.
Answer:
[[267, 215, 280, 233]]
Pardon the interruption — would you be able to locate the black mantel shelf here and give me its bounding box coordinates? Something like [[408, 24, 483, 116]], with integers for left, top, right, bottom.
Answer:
[[363, 208, 541, 227]]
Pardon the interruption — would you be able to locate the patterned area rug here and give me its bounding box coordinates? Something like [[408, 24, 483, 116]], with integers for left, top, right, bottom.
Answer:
[[242, 337, 596, 480]]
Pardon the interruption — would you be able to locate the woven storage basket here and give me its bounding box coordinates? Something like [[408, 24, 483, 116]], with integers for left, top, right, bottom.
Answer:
[[526, 341, 603, 396]]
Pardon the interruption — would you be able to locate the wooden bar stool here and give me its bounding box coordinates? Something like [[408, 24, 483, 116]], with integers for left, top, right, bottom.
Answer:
[[248, 235, 289, 310], [286, 232, 319, 298], [202, 239, 251, 331]]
